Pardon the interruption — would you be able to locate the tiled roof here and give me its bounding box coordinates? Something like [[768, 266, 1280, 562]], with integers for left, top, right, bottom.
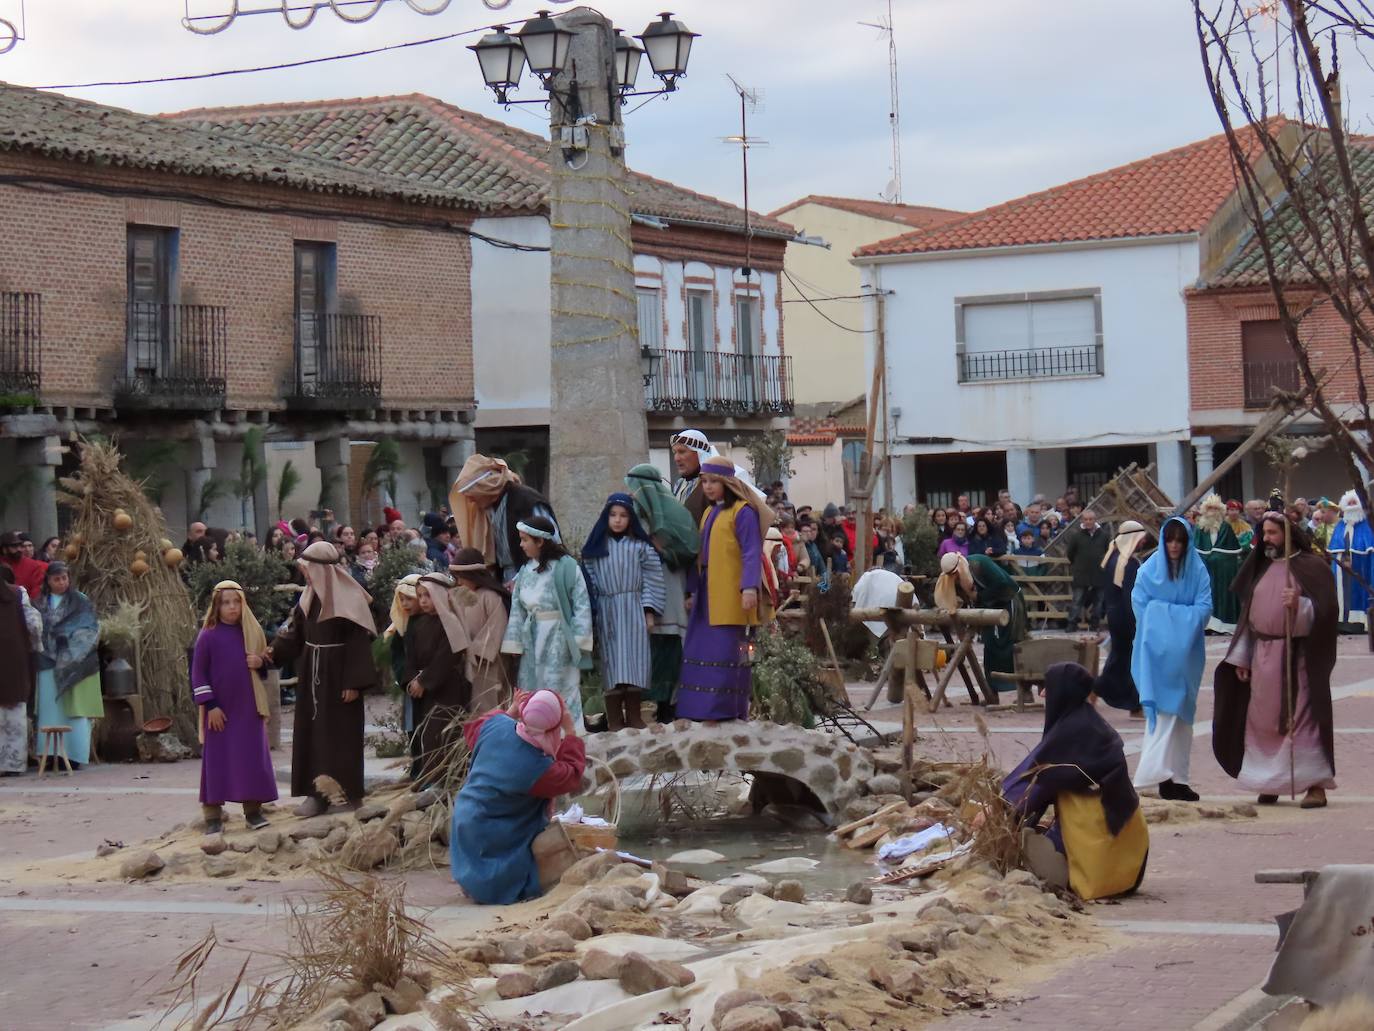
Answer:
[[770, 194, 965, 230], [855, 128, 1252, 259], [166, 94, 793, 236], [0, 82, 487, 210], [1206, 142, 1374, 289]]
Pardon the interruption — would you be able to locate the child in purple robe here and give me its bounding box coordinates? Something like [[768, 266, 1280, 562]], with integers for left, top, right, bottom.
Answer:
[[192, 580, 278, 835]]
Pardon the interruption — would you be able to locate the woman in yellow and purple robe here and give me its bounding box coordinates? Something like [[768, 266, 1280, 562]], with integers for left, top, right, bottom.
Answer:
[[677, 457, 774, 721]]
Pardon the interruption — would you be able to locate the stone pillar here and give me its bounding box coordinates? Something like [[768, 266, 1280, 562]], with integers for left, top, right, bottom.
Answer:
[[1005, 447, 1034, 507], [441, 431, 476, 497], [546, 9, 649, 533], [1155, 439, 1188, 504], [1192, 435, 1214, 491], [183, 433, 217, 532], [17, 436, 60, 543], [315, 435, 351, 526]]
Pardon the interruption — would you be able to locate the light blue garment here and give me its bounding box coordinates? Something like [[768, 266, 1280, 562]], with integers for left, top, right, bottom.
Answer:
[[35, 668, 91, 766], [1130, 517, 1213, 731], [449, 714, 554, 904]]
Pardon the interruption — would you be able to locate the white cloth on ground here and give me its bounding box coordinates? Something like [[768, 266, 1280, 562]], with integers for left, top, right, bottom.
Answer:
[[1133, 712, 1193, 787]]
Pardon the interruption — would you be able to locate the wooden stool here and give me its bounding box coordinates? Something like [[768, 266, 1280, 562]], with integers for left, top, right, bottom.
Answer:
[[38, 725, 73, 776]]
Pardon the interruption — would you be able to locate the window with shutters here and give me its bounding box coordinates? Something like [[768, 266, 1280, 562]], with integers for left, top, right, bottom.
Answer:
[[636, 287, 663, 350], [955, 289, 1103, 382], [1241, 319, 1298, 408]]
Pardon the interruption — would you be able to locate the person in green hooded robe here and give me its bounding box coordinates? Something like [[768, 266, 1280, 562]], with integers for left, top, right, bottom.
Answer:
[[935, 552, 1029, 694], [623, 464, 699, 722], [1193, 494, 1244, 628]]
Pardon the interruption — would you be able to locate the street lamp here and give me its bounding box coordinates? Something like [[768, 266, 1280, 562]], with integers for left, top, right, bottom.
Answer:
[[469, 10, 697, 107], [639, 344, 662, 386], [635, 12, 699, 91], [467, 26, 526, 106]]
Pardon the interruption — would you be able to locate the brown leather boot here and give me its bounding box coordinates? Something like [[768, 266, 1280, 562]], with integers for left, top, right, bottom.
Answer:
[[624, 689, 647, 730], [1300, 787, 1327, 809], [603, 691, 625, 732]]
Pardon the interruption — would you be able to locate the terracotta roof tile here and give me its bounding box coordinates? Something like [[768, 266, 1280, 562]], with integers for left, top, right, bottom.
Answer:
[[770, 194, 965, 230], [855, 128, 1255, 259], [164, 94, 793, 235], [0, 82, 486, 209]]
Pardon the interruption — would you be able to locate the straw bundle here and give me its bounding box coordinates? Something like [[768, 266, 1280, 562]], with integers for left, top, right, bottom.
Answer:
[[56, 438, 199, 749]]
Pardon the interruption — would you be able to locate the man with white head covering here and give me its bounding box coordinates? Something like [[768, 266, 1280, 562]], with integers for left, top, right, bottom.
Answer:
[[1097, 521, 1149, 716], [269, 541, 378, 816], [670, 429, 717, 523]]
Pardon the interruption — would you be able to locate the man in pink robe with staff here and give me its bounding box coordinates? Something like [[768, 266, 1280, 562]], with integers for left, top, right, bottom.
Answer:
[[1213, 512, 1338, 809]]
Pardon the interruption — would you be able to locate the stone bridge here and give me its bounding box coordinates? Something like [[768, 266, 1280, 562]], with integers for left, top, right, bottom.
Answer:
[[580, 720, 875, 817]]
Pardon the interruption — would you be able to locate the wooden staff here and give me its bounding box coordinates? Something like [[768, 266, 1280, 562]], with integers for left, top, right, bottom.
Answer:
[[1283, 478, 1296, 801]]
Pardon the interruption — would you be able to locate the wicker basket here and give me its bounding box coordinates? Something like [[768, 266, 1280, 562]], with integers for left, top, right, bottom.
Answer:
[[532, 757, 620, 890]]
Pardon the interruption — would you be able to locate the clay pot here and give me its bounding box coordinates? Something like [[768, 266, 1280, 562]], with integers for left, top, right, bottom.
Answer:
[[113, 510, 133, 532], [129, 558, 150, 577], [163, 548, 184, 568]]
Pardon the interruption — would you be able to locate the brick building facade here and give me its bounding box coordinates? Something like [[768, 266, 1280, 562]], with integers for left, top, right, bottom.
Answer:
[[0, 84, 482, 540]]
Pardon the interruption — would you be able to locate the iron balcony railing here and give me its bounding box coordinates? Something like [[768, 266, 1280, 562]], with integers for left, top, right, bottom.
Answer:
[[0, 291, 41, 397], [645, 348, 794, 415], [290, 312, 383, 409], [1243, 359, 1300, 409], [117, 302, 227, 409], [958, 344, 1102, 383]]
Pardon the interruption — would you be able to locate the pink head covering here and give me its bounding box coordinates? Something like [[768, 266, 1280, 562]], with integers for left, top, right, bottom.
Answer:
[[515, 689, 564, 758]]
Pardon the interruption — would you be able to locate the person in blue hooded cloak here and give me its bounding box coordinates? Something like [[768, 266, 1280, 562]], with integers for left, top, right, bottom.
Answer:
[[1130, 517, 1213, 802]]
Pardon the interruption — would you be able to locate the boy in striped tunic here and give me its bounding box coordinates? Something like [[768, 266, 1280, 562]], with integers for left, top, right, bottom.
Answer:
[[581, 493, 666, 730]]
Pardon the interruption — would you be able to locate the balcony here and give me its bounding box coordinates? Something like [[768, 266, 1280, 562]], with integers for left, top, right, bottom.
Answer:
[[958, 345, 1102, 383], [645, 349, 794, 416], [287, 312, 383, 412], [1243, 359, 1300, 409], [115, 302, 227, 411], [0, 292, 41, 399]]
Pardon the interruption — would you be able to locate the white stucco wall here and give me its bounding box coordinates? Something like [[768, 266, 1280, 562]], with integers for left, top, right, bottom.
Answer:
[[471, 216, 552, 429], [863, 237, 1198, 459], [788, 442, 847, 509], [636, 254, 782, 358]]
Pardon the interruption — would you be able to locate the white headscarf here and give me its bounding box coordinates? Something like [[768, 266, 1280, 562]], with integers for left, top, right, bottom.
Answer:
[[418, 573, 470, 653], [1102, 520, 1149, 588]]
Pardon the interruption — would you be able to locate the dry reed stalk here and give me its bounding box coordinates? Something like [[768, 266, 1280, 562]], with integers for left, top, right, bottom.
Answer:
[[57, 439, 199, 748], [951, 758, 1023, 874]]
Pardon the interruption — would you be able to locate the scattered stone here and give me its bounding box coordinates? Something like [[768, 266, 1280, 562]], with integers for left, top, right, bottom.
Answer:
[[290, 815, 341, 840], [716, 872, 772, 890], [352, 990, 386, 1027], [94, 841, 123, 858], [353, 803, 388, 822], [228, 837, 257, 854], [719, 885, 754, 907], [495, 971, 538, 999], [525, 929, 578, 956], [617, 951, 696, 995], [667, 848, 727, 865], [376, 976, 426, 1015], [865, 773, 903, 796], [546, 912, 593, 941], [1004, 869, 1038, 887], [320, 825, 348, 852], [651, 862, 691, 897], [136, 731, 192, 763], [345, 827, 399, 870], [1198, 806, 1227, 820], [456, 940, 503, 964], [776, 1004, 813, 1028], [203, 854, 238, 878], [422, 996, 472, 1031], [721, 1006, 784, 1031], [841, 797, 883, 823], [119, 849, 165, 879], [579, 949, 626, 981], [561, 885, 638, 917], [892, 928, 946, 956], [413, 788, 441, 810], [773, 879, 806, 903], [674, 891, 724, 917], [845, 882, 874, 905], [303, 998, 360, 1029], [713, 989, 768, 1028], [560, 850, 624, 886], [959, 914, 990, 935], [535, 960, 581, 992], [499, 938, 533, 964], [868, 959, 925, 998], [256, 829, 283, 854], [200, 834, 227, 856], [1232, 802, 1259, 818], [750, 857, 819, 874], [1143, 806, 1171, 825], [788, 959, 832, 982]]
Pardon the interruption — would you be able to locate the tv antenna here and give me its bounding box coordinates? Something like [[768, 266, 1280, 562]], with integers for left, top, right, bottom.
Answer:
[[723, 74, 768, 279], [860, 0, 903, 203], [0, 1, 27, 55]]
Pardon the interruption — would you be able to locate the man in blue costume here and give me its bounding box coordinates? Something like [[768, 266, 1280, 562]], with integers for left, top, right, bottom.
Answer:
[[1329, 489, 1374, 625]]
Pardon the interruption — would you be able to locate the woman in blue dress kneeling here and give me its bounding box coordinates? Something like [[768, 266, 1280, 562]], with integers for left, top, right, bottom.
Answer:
[[449, 689, 586, 904]]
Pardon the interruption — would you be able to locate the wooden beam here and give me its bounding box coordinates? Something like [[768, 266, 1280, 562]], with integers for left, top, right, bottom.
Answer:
[[848, 606, 1009, 627], [928, 630, 975, 712], [1174, 404, 1296, 514]]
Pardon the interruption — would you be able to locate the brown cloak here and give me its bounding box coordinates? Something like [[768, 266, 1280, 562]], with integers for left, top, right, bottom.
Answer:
[[0, 584, 35, 708], [1212, 536, 1338, 779]]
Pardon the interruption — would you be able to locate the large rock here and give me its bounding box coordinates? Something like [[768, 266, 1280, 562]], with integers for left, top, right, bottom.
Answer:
[[119, 849, 164, 880], [713, 989, 768, 1028], [868, 959, 925, 998], [199, 834, 227, 856], [864, 773, 903, 796], [773, 879, 806, 904], [560, 850, 625, 886], [255, 829, 283, 854], [290, 815, 341, 840], [352, 991, 386, 1027], [376, 976, 426, 1015], [203, 854, 238, 878], [580, 949, 626, 980], [560, 885, 638, 918], [535, 960, 582, 993], [499, 938, 534, 964], [546, 912, 594, 941], [845, 882, 874, 905], [495, 971, 538, 999], [721, 1006, 784, 1031], [524, 929, 578, 956], [617, 951, 696, 995]]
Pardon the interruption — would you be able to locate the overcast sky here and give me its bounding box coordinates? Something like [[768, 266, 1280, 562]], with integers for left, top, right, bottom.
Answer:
[[2, 1, 1242, 217]]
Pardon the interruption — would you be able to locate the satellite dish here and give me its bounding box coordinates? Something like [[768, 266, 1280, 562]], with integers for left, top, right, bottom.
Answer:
[[0, 18, 18, 55], [880, 179, 899, 203]]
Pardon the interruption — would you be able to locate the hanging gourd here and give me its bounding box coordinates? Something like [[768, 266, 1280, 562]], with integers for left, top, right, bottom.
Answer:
[[163, 548, 184, 568], [129, 557, 151, 577], [113, 509, 133, 532]]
